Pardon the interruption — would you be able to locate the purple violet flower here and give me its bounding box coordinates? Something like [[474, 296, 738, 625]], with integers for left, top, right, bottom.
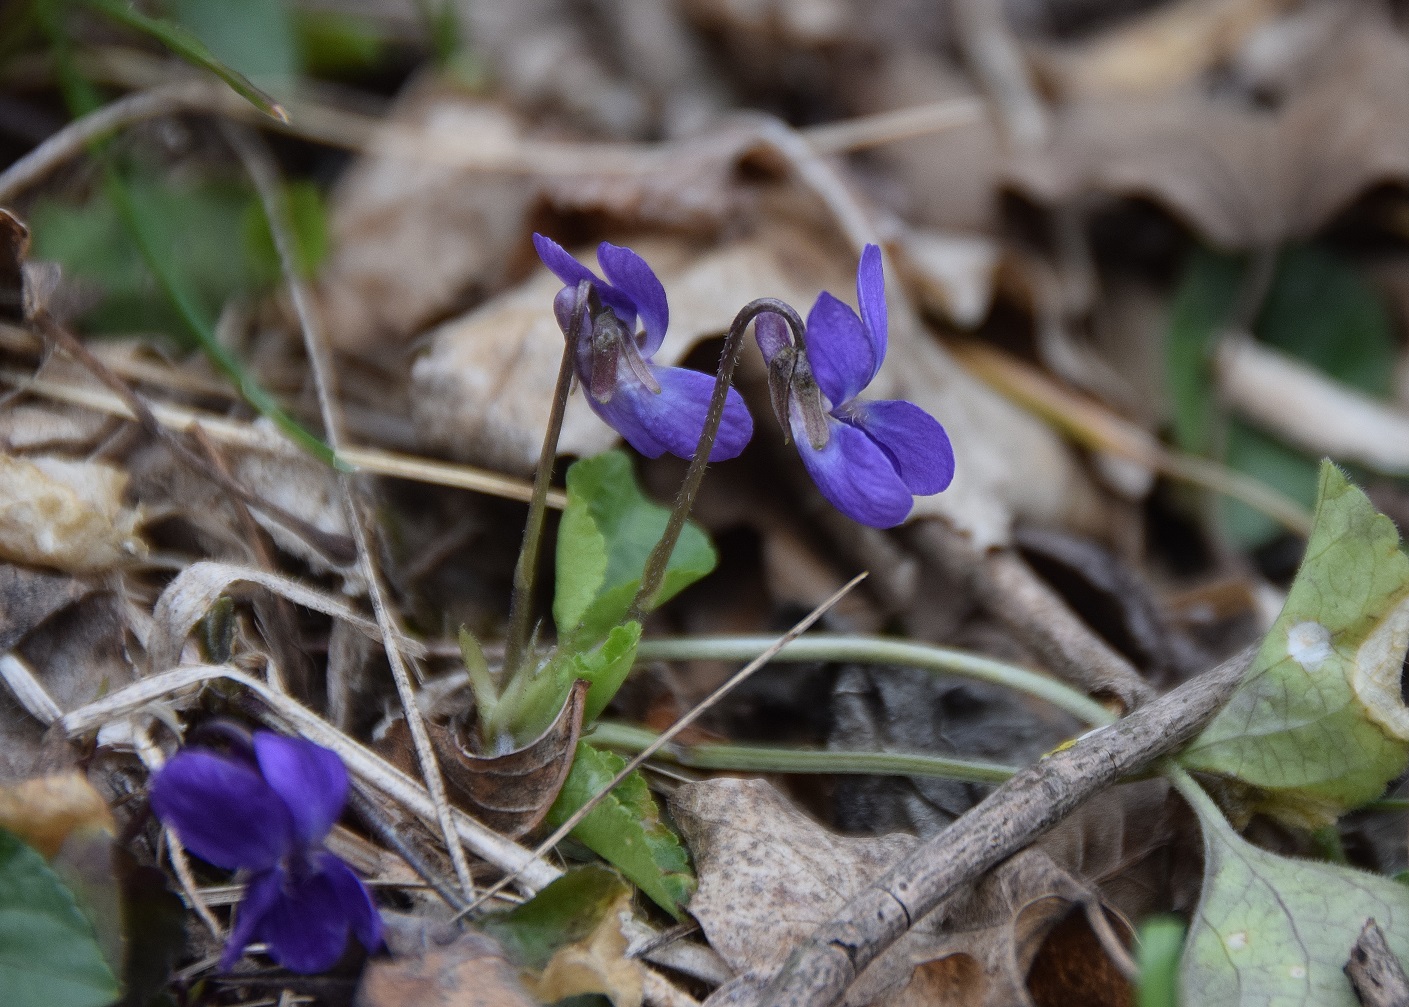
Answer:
[[532, 233, 754, 461], [766, 244, 954, 528], [150, 730, 381, 974]]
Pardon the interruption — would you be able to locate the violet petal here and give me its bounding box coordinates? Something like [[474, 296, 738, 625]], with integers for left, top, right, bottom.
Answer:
[[849, 399, 954, 496], [149, 750, 294, 871], [221, 866, 284, 971], [316, 851, 382, 952], [753, 312, 789, 364], [589, 383, 671, 458], [804, 292, 875, 407], [254, 861, 359, 974], [633, 365, 754, 461], [597, 242, 669, 356], [532, 234, 636, 328], [792, 415, 914, 528], [253, 732, 347, 846], [855, 244, 888, 366]]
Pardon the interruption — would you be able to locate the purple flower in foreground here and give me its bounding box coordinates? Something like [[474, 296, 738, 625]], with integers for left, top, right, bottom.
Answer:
[[150, 730, 381, 974], [533, 233, 753, 461], [770, 244, 954, 528]]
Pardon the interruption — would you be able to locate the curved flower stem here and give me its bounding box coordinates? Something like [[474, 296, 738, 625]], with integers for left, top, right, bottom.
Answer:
[[629, 297, 806, 620], [589, 721, 1018, 783], [636, 634, 1116, 727], [502, 282, 589, 679]]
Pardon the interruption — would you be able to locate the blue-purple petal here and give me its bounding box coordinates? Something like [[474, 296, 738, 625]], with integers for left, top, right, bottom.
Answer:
[[531, 233, 636, 329], [792, 415, 914, 528], [597, 242, 669, 356], [753, 312, 789, 365], [150, 750, 294, 872], [251, 861, 361, 973], [253, 732, 347, 846], [848, 399, 954, 496], [221, 866, 284, 971], [593, 365, 752, 461], [855, 244, 888, 367], [316, 851, 382, 953], [804, 292, 876, 407]]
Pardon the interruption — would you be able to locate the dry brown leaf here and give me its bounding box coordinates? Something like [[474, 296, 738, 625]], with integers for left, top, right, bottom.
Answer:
[[529, 893, 645, 1007], [355, 928, 540, 1007], [673, 778, 1155, 1007], [229, 443, 350, 574], [893, 229, 999, 331], [0, 454, 144, 573], [319, 84, 537, 358], [147, 560, 420, 672], [1010, 12, 1409, 248], [0, 771, 113, 857], [429, 679, 588, 838], [0, 563, 89, 653], [1031, 0, 1290, 100]]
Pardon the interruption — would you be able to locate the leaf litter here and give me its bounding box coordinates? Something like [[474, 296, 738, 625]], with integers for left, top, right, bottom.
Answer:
[[6, 0, 1409, 1005]]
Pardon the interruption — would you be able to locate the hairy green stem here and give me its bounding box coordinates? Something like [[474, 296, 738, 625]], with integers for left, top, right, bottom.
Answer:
[[629, 297, 806, 620], [502, 287, 586, 680], [590, 721, 1018, 783], [636, 634, 1116, 727]]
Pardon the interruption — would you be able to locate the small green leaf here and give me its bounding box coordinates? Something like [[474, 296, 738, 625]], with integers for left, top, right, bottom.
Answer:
[[572, 622, 641, 726], [554, 451, 715, 649], [1166, 247, 1242, 456], [1136, 916, 1184, 1007], [83, 0, 287, 120], [1175, 770, 1409, 1006], [0, 828, 119, 1007], [1182, 463, 1409, 826], [547, 741, 694, 917], [479, 864, 629, 971]]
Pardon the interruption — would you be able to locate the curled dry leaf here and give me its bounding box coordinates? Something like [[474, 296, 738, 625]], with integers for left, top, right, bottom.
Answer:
[[0, 772, 113, 858], [673, 778, 1143, 1007], [0, 455, 144, 573], [1009, 13, 1409, 248], [429, 679, 589, 838], [530, 893, 645, 1007], [355, 929, 539, 1007], [147, 560, 423, 672]]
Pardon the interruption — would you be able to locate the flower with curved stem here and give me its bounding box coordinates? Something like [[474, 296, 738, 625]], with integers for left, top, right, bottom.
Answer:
[[149, 728, 381, 973], [766, 244, 954, 528], [533, 233, 754, 461]]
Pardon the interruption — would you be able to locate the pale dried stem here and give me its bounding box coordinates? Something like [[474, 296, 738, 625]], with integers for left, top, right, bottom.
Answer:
[[760, 645, 1253, 1007], [0, 366, 563, 507], [227, 124, 474, 897], [0, 80, 229, 202]]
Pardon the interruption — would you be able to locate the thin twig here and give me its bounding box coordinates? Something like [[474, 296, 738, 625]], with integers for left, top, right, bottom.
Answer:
[[226, 123, 474, 897], [466, 572, 866, 916], [0, 80, 227, 202], [345, 784, 468, 914], [912, 522, 1154, 710], [0, 366, 564, 507], [758, 644, 1253, 1007]]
